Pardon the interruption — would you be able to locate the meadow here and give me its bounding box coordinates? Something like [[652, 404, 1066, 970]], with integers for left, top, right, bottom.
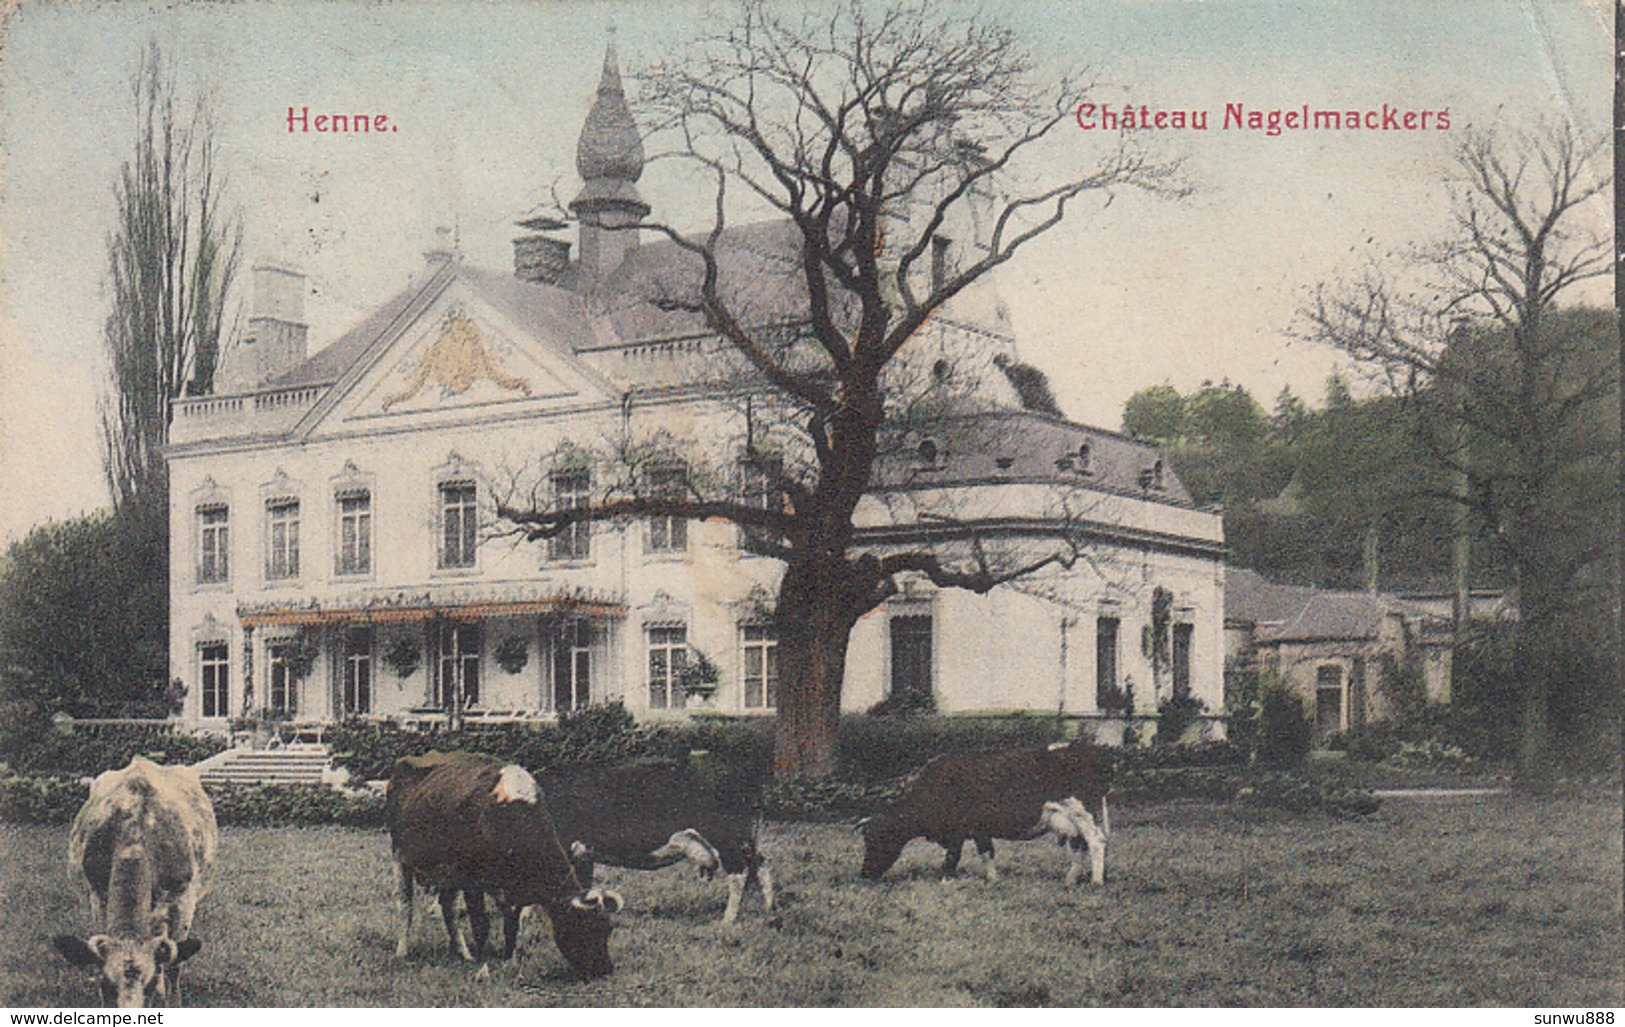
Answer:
[[4, 790, 1619, 1007]]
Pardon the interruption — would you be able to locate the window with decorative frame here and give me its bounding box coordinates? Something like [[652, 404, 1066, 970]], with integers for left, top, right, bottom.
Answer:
[[1095, 616, 1120, 709], [439, 482, 478, 569], [199, 643, 229, 719], [646, 625, 688, 709], [265, 499, 301, 580], [336, 490, 372, 575], [645, 462, 688, 554], [549, 470, 592, 561], [740, 624, 778, 710], [197, 505, 230, 584]]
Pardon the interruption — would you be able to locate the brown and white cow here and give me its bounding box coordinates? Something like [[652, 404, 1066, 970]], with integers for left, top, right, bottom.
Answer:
[[858, 742, 1112, 885], [385, 751, 621, 979], [540, 760, 773, 924], [52, 758, 219, 1008]]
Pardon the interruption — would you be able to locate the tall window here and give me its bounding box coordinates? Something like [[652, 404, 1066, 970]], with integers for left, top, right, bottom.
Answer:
[[434, 623, 481, 709], [741, 625, 778, 710], [1316, 665, 1344, 739], [739, 454, 782, 551], [197, 505, 229, 584], [889, 615, 933, 702], [1095, 617, 1120, 708], [646, 463, 688, 554], [336, 492, 372, 575], [267, 642, 300, 716], [553, 617, 593, 712], [199, 643, 229, 719], [647, 625, 688, 709], [1172, 623, 1193, 699], [550, 470, 591, 561], [439, 483, 477, 569], [266, 500, 300, 580], [342, 628, 373, 715], [1349, 657, 1368, 732]]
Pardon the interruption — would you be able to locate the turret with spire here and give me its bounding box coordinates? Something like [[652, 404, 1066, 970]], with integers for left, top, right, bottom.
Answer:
[[570, 34, 648, 279], [513, 35, 647, 286]]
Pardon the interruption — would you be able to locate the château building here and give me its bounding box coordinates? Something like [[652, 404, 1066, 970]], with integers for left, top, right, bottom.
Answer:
[[166, 46, 1225, 737]]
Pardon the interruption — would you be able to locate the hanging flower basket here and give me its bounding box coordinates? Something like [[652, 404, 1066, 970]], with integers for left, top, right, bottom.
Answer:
[[280, 629, 320, 680], [384, 637, 422, 678], [495, 635, 530, 674]]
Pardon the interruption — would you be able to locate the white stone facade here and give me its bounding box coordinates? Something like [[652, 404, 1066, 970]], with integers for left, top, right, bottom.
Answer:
[[164, 47, 1226, 736]]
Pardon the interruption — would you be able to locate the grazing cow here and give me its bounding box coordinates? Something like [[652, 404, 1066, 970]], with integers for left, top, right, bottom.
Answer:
[[858, 742, 1112, 885], [385, 751, 621, 979], [52, 758, 219, 1008], [539, 760, 773, 924]]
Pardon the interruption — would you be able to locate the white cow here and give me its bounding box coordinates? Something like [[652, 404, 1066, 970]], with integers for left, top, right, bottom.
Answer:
[[53, 758, 219, 1007]]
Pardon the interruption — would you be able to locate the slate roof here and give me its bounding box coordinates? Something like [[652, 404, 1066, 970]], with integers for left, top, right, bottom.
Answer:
[[1224, 567, 1317, 628], [264, 218, 815, 391], [1261, 591, 1396, 643], [1227, 567, 1439, 644], [873, 410, 1196, 506]]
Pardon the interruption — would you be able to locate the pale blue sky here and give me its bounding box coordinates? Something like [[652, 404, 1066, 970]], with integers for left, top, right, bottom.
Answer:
[[0, 0, 1611, 540]]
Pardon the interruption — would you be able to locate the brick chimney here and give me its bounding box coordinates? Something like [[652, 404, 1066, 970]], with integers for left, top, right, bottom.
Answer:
[[513, 214, 572, 284], [215, 264, 308, 393]]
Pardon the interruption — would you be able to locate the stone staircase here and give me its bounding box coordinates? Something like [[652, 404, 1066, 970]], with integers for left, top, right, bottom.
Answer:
[[195, 744, 334, 789]]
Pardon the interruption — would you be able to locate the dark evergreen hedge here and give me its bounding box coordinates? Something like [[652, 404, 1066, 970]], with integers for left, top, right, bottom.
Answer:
[[5, 724, 226, 777]]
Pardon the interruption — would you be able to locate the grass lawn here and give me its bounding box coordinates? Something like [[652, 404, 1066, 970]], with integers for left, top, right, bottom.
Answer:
[[3, 790, 1619, 1007]]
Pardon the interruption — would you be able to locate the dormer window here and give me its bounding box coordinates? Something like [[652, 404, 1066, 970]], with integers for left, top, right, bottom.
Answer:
[[1076, 442, 1092, 475], [931, 358, 950, 383], [1138, 459, 1166, 491], [917, 438, 940, 468]]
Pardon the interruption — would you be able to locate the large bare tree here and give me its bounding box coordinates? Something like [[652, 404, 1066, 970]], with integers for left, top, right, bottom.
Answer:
[[101, 42, 241, 518], [1302, 125, 1615, 772], [498, 3, 1184, 778]]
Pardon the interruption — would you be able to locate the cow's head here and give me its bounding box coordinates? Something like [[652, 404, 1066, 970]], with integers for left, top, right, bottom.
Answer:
[[53, 933, 201, 1008], [549, 887, 622, 979], [856, 817, 907, 881]]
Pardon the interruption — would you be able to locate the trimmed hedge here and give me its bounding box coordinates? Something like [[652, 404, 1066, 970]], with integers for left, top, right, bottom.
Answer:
[[1116, 765, 1378, 818], [0, 774, 386, 827], [209, 784, 383, 828], [764, 777, 903, 821], [0, 766, 1375, 827], [0, 774, 88, 824], [327, 703, 687, 783], [7, 725, 226, 777], [835, 713, 1065, 783]]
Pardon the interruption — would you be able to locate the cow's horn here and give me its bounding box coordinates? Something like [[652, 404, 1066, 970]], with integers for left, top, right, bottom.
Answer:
[[854, 817, 871, 835], [597, 888, 624, 913]]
